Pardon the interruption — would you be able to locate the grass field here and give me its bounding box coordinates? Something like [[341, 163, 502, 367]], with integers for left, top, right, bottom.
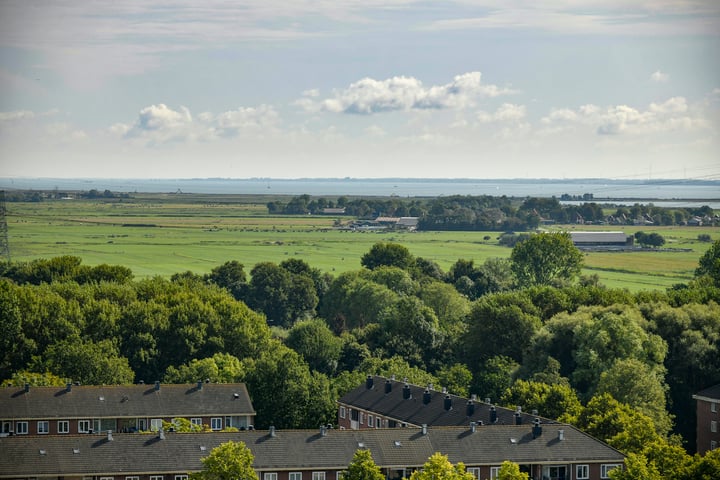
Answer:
[[5, 196, 718, 291]]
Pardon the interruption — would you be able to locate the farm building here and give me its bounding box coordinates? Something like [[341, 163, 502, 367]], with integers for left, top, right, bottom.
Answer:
[[569, 231, 632, 250]]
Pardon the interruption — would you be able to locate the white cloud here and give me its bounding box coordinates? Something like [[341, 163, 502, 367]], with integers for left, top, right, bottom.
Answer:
[[477, 103, 527, 123], [651, 70, 670, 83], [300, 72, 516, 115]]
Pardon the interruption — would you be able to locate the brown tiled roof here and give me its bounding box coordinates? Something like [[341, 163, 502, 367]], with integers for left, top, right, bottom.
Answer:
[[339, 376, 556, 427], [0, 425, 624, 477], [0, 383, 255, 420]]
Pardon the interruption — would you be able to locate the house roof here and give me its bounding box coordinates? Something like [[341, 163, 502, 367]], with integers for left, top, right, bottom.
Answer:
[[338, 376, 557, 427], [693, 384, 720, 402], [0, 383, 255, 420], [0, 425, 624, 477]]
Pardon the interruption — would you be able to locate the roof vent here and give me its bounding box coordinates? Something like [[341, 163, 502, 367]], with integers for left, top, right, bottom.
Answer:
[[532, 409, 538, 416], [233, 393, 239, 399], [532, 418, 542, 439], [390, 374, 396, 381], [394, 440, 402, 447], [197, 380, 203, 390], [490, 405, 497, 423], [444, 394, 452, 411], [158, 429, 165, 440], [484, 397, 491, 404], [385, 379, 392, 394], [514, 412, 522, 425], [516, 405, 522, 413], [510, 438, 517, 444], [200, 445, 207, 451], [558, 429, 565, 441], [442, 386, 447, 394], [73, 448, 80, 454], [470, 421, 477, 433], [466, 400, 475, 417], [99, 396, 105, 401], [320, 425, 327, 436], [423, 389, 432, 405], [358, 442, 365, 448], [107, 430, 113, 441], [66, 382, 72, 393], [366, 375, 374, 390], [121, 395, 129, 403], [403, 384, 411, 400], [470, 394, 477, 401], [39, 449, 46, 455], [269, 426, 276, 437], [421, 424, 428, 435], [428, 383, 433, 391], [154, 381, 160, 391]]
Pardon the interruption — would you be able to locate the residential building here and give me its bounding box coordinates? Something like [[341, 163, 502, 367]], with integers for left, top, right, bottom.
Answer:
[[0, 382, 255, 437], [693, 384, 720, 454], [337, 376, 557, 430], [0, 423, 625, 480]]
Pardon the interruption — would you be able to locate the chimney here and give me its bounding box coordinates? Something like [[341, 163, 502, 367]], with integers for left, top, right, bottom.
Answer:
[[421, 424, 428, 435], [444, 394, 452, 411], [269, 426, 276, 437], [158, 429, 165, 440], [154, 381, 160, 391], [466, 400, 475, 417], [471, 394, 477, 401], [197, 380, 203, 390], [532, 418, 542, 439], [320, 425, 327, 436], [403, 384, 412, 400], [66, 383, 72, 393], [385, 379, 392, 394], [514, 412, 522, 425], [558, 429, 565, 441], [24, 383, 29, 393], [107, 430, 113, 441], [484, 397, 491, 404], [365, 375, 374, 390], [470, 421, 477, 433], [516, 405, 522, 413], [490, 405, 497, 423], [423, 389, 432, 405]]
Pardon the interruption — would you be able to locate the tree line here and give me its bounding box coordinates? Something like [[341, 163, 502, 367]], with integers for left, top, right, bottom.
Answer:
[[2, 237, 720, 475]]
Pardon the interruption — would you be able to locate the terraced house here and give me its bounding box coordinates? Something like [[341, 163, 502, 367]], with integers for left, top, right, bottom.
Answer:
[[0, 382, 255, 436]]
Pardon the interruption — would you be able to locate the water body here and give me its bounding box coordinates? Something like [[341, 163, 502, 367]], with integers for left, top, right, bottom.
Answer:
[[1, 177, 718, 207]]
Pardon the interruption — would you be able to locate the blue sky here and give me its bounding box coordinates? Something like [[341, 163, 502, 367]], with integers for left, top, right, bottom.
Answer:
[[0, 1, 718, 180]]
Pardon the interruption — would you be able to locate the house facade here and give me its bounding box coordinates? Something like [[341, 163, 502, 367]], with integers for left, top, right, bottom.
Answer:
[[0, 424, 625, 480], [0, 382, 255, 437], [337, 376, 556, 430], [693, 384, 720, 455]]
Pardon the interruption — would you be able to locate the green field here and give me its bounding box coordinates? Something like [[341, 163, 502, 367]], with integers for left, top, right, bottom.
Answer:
[[6, 196, 718, 291]]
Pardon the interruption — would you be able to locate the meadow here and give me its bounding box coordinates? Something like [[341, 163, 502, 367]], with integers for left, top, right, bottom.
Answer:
[[6, 194, 718, 291]]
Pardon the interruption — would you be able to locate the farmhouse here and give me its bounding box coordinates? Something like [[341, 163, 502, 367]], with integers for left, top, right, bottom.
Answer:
[[693, 384, 720, 455], [337, 376, 557, 430], [0, 382, 255, 436], [0, 424, 625, 480], [569, 231, 632, 250]]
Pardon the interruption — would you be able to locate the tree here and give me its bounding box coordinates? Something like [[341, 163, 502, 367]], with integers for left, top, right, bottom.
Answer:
[[497, 461, 529, 480], [609, 453, 662, 480], [343, 449, 384, 480], [191, 441, 256, 480], [510, 232, 583, 287], [42, 337, 135, 385], [695, 239, 720, 286], [164, 353, 244, 384], [285, 318, 342, 374], [361, 242, 414, 270], [205, 261, 247, 299], [500, 380, 582, 421], [409, 452, 475, 480]]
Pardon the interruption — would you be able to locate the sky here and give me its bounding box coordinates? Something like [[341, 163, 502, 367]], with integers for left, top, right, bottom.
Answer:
[[0, 1, 719, 180]]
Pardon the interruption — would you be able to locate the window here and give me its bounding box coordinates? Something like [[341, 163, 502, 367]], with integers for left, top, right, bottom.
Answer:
[[37, 421, 49, 434], [190, 418, 202, 426], [542, 466, 567, 480], [58, 420, 70, 434], [336, 472, 345, 480], [211, 417, 223, 430], [150, 476, 164, 480], [78, 420, 92, 433], [289, 472, 302, 480], [712, 420, 717, 433], [126, 477, 140, 480], [489, 467, 500, 480], [1, 421, 11, 433], [367, 415, 373, 427], [712, 402, 717, 413], [175, 476, 188, 480], [601, 464, 622, 479], [576, 465, 589, 479], [150, 418, 163, 432], [339, 406, 346, 419], [15, 421, 28, 435], [375, 417, 381, 428], [711, 440, 717, 450], [467, 467, 480, 479], [312, 473, 326, 480], [100, 477, 114, 480], [359, 412, 364, 425], [264, 473, 277, 480]]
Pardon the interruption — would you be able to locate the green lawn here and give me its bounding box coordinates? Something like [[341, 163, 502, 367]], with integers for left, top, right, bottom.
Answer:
[[5, 198, 718, 290]]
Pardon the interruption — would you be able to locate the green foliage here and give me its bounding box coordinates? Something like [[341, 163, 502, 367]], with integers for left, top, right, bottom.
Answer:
[[41, 337, 135, 385], [343, 449, 385, 480], [510, 232, 583, 287], [408, 452, 475, 480], [164, 353, 244, 384], [191, 441, 256, 480], [162, 417, 205, 433], [285, 318, 342, 374], [435, 364, 473, 397], [609, 453, 662, 480], [471, 355, 519, 404], [695, 239, 720, 286], [497, 461, 529, 480], [634, 231, 666, 248], [1, 370, 68, 387], [205, 260, 247, 299], [500, 380, 582, 421], [685, 448, 720, 480], [361, 242, 414, 271]]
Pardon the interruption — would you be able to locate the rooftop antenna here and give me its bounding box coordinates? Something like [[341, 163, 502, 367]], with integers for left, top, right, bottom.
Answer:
[[0, 191, 9, 262]]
